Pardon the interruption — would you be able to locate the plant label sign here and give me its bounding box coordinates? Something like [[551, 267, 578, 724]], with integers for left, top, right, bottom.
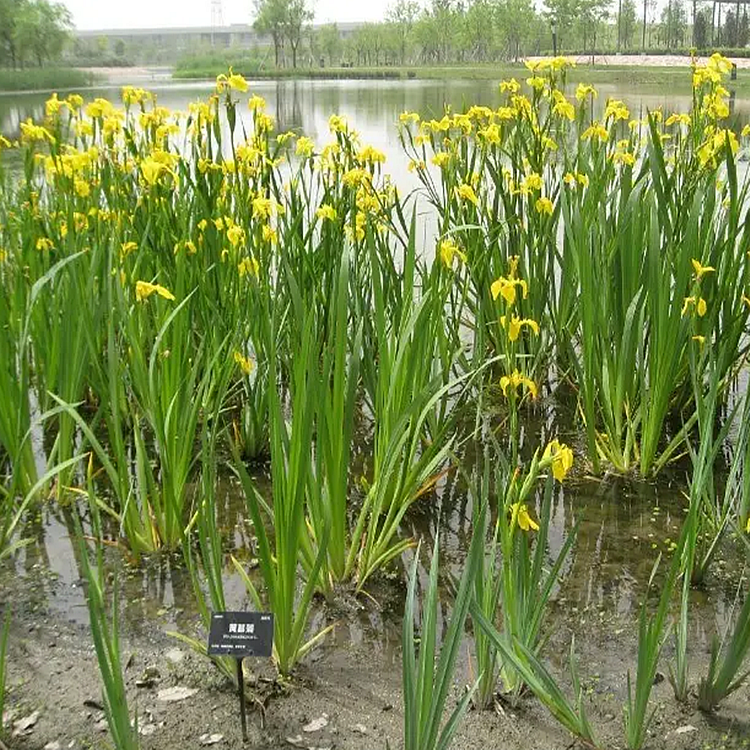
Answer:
[[207, 611, 274, 658]]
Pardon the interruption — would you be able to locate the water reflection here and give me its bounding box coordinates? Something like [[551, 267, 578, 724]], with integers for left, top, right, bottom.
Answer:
[[4, 77, 750, 188]]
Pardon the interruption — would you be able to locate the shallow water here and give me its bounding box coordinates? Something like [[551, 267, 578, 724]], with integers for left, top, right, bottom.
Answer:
[[1, 74, 748, 660]]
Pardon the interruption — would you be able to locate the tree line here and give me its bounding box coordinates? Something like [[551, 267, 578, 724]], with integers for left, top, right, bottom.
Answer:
[[253, 0, 750, 68], [0, 0, 72, 68]]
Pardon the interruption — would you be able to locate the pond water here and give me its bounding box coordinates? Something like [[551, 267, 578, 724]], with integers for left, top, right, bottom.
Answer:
[[1, 76, 748, 655], [4, 75, 750, 187]]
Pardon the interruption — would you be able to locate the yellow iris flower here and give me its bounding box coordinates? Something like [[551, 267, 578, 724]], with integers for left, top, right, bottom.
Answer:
[[234, 351, 255, 375], [543, 439, 574, 482], [500, 369, 538, 400], [682, 296, 707, 317], [500, 315, 540, 342], [510, 503, 539, 532], [691, 259, 716, 279], [135, 281, 175, 302]]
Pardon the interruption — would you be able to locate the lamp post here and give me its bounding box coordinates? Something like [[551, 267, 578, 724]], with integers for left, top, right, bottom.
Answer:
[[551, 19, 558, 56]]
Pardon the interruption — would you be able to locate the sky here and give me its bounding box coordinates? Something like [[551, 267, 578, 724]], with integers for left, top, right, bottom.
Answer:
[[61, 0, 393, 30]]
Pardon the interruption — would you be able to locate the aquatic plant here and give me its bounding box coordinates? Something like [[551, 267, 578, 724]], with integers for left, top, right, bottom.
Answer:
[[402, 503, 484, 750], [78, 474, 140, 750], [470, 429, 576, 706], [698, 576, 750, 712], [470, 608, 597, 746], [172, 439, 237, 685], [232, 314, 332, 678], [623, 549, 682, 750]]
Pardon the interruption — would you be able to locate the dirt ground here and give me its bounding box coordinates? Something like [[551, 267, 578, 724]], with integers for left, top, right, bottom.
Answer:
[[2, 569, 750, 750]]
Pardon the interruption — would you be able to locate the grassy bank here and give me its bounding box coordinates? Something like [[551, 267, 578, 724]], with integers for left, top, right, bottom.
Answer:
[[172, 61, 750, 93], [0, 67, 94, 93]]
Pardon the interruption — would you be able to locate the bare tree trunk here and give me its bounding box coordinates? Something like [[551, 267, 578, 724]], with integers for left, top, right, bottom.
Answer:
[[667, 0, 672, 47], [737, 0, 741, 43], [692, 0, 697, 46], [712, 0, 717, 45]]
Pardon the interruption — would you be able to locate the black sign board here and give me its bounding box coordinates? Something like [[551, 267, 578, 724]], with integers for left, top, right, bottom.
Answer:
[[207, 611, 274, 658], [207, 611, 274, 742]]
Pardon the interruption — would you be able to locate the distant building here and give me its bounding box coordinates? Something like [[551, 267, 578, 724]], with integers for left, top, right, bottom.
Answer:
[[73, 22, 363, 63]]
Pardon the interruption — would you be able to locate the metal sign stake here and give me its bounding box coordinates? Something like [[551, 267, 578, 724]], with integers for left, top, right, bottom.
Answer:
[[236, 657, 248, 742]]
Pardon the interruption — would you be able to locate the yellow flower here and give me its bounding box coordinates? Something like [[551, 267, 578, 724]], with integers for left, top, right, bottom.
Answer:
[[455, 183, 479, 206], [691, 259, 715, 279], [519, 172, 543, 194], [36, 237, 54, 252], [743, 295, 750, 309], [120, 241, 138, 259], [296, 136, 315, 158], [66, 93, 83, 111], [526, 76, 546, 92], [140, 158, 165, 186], [746, 515, 750, 533], [491, 276, 527, 306], [439, 237, 466, 269], [500, 78, 520, 94], [575, 83, 598, 102], [478, 123, 501, 145], [135, 280, 175, 302], [612, 150, 636, 167], [74, 178, 91, 198], [316, 204, 337, 222], [500, 315, 540, 342], [543, 439, 574, 482], [358, 145, 386, 166], [604, 99, 630, 122], [582, 123, 609, 142], [399, 111, 420, 125], [499, 369, 538, 399], [692, 335, 706, 348], [535, 196, 554, 215], [45, 93, 62, 117], [248, 94, 266, 110], [234, 351, 255, 375], [510, 503, 539, 533], [681, 296, 707, 317], [665, 113, 691, 127], [216, 69, 248, 93], [238, 256, 259, 279], [552, 91, 575, 121], [329, 114, 348, 133], [227, 225, 246, 247], [262, 224, 277, 244], [252, 196, 273, 219], [432, 152, 451, 168]]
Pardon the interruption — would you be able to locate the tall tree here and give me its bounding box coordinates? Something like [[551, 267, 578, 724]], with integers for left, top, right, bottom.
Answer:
[[0, 0, 70, 68], [254, 0, 287, 67], [315, 22, 342, 66], [619, 0, 637, 47], [694, 5, 710, 46], [386, 0, 420, 64], [286, 0, 312, 69], [544, 0, 580, 49]]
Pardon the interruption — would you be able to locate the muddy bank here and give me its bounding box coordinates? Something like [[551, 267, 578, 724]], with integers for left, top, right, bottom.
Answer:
[[2, 552, 750, 750]]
